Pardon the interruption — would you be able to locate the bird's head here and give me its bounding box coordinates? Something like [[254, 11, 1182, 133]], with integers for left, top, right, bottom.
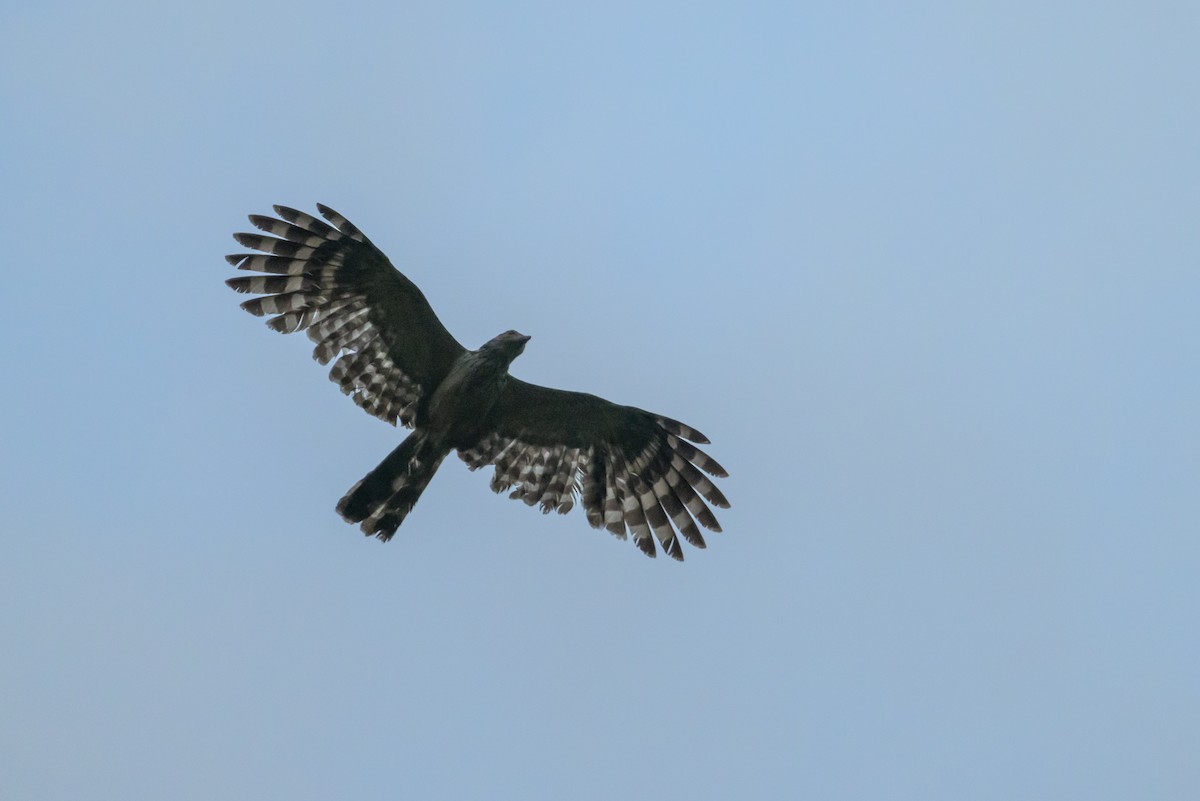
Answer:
[[482, 329, 531, 365]]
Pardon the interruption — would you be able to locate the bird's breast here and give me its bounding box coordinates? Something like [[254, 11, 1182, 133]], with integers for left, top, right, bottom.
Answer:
[[426, 354, 507, 447]]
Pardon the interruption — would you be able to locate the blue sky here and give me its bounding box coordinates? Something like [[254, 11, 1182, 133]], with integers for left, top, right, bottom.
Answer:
[[2, 2, 1197, 799]]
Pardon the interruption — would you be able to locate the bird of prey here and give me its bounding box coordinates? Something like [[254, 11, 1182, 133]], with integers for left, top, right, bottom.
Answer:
[[225, 204, 729, 560]]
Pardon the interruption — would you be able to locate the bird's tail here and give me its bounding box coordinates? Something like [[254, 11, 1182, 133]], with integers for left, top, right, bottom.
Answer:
[[336, 432, 448, 541]]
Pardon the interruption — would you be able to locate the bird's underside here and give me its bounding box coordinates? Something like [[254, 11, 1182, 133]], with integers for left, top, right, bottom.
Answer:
[[225, 203, 729, 560]]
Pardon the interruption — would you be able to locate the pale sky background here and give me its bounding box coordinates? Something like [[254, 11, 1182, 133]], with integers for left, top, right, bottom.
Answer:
[[2, 2, 1197, 799]]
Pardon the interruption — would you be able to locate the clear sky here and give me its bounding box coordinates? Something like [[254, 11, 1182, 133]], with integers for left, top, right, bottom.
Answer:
[[2, 2, 1197, 799]]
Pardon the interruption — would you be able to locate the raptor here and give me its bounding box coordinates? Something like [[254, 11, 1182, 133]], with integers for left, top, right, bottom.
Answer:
[[226, 204, 729, 560]]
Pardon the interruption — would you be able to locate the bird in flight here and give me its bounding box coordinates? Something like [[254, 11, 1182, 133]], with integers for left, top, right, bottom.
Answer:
[[225, 204, 729, 560]]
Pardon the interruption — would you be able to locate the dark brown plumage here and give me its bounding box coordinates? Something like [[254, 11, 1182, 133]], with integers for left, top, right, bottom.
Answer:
[[226, 204, 728, 560]]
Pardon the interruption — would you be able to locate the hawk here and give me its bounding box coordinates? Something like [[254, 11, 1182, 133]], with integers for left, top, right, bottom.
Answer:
[[225, 204, 729, 560]]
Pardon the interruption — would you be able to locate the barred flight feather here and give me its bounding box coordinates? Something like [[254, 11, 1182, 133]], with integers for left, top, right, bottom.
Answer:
[[272, 205, 341, 239], [654, 415, 711, 445], [582, 455, 606, 529], [248, 215, 328, 247], [226, 275, 319, 295], [309, 303, 370, 364], [644, 447, 705, 549], [314, 203, 368, 242], [603, 457, 627, 538], [232, 232, 318, 260]]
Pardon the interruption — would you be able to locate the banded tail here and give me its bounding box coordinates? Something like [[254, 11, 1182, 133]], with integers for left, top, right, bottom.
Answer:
[[337, 432, 448, 540]]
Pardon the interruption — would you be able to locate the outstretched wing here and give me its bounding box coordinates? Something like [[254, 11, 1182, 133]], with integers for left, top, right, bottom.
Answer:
[[225, 204, 466, 427], [459, 379, 729, 561]]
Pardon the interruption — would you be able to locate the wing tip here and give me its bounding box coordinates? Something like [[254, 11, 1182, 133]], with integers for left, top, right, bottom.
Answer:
[[656, 415, 711, 444]]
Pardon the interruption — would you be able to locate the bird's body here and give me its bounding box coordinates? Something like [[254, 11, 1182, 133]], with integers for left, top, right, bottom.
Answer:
[[426, 331, 527, 448], [337, 331, 529, 536], [226, 204, 728, 560]]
